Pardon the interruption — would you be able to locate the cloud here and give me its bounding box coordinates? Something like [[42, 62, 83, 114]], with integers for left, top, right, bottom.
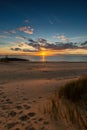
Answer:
[[10, 37, 87, 54], [69, 36, 87, 40], [29, 38, 37, 43], [38, 38, 47, 46], [80, 41, 87, 46], [28, 38, 78, 50], [38, 38, 47, 43], [54, 35, 87, 43], [54, 34, 69, 42], [4, 30, 16, 34], [28, 38, 47, 49], [10, 41, 38, 53], [0, 42, 9, 46], [49, 19, 54, 25], [24, 20, 29, 23], [41, 42, 77, 50], [48, 15, 61, 25], [18, 26, 34, 34], [0, 35, 7, 38], [11, 42, 20, 45], [29, 42, 40, 50], [22, 49, 38, 52], [28, 38, 47, 50], [11, 47, 38, 52], [16, 36, 27, 40], [10, 48, 21, 51]]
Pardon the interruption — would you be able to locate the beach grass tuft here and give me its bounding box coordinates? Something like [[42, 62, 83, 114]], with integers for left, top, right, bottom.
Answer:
[[44, 76, 87, 129]]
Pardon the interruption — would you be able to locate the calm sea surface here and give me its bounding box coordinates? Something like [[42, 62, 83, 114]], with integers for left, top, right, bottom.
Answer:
[[0, 55, 87, 62]]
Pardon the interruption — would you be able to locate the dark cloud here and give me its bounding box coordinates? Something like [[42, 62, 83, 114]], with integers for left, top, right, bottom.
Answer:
[[38, 38, 47, 43], [22, 49, 38, 52], [44, 43, 77, 50], [10, 47, 37, 52], [81, 41, 87, 46], [28, 38, 37, 43], [18, 44, 24, 47], [10, 38, 87, 53], [10, 48, 21, 51], [28, 38, 78, 50], [29, 43, 40, 50]]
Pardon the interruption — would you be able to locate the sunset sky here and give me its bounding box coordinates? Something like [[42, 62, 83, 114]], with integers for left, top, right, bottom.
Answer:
[[0, 0, 87, 60]]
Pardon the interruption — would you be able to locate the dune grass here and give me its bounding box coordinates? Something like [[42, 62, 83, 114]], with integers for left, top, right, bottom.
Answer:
[[43, 76, 87, 129], [59, 76, 87, 103]]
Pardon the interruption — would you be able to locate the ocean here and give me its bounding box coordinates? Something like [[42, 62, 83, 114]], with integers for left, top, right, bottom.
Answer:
[[0, 55, 87, 62]]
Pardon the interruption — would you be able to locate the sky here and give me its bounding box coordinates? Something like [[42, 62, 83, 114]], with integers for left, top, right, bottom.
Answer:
[[0, 0, 87, 61]]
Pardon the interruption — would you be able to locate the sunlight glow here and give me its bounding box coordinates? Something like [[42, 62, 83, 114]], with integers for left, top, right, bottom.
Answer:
[[40, 52, 46, 62], [1, 47, 87, 56]]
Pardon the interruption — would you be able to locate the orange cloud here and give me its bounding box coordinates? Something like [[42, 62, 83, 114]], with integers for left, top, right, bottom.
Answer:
[[18, 26, 34, 34]]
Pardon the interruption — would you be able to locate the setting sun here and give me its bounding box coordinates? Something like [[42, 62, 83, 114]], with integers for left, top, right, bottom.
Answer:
[[39, 51, 46, 62]]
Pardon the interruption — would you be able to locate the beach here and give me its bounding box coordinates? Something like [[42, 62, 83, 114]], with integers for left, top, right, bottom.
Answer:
[[0, 62, 87, 130]]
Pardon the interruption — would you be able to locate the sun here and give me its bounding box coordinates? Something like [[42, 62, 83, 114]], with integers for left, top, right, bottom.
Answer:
[[40, 52, 46, 62], [36, 49, 57, 62], [41, 52, 46, 56]]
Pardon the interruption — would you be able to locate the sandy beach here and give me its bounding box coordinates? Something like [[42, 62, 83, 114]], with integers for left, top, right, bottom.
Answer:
[[0, 62, 87, 130]]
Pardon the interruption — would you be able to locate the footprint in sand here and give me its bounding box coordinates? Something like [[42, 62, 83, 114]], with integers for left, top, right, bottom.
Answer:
[[38, 97, 43, 99], [15, 128, 20, 130], [23, 104, 31, 110], [18, 110, 23, 114], [32, 118, 36, 121], [6, 122, 18, 129], [0, 121, 2, 124], [28, 112, 36, 117], [32, 100, 36, 103], [1, 99, 4, 103], [23, 98, 29, 101], [2, 96, 7, 99], [40, 126, 45, 130], [6, 99, 13, 104], [38, 118, 44, 122], [0, 86, 4, 89], [19, 114, 29, 121], [25, 126, 36, 130], [34, 121, 38, 124], [8, 111, 17, 117], [0, 92, 4, 95], [16, 105, 22, 110], [1, 105, 8, 110], [43, 121, 49, 125]]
